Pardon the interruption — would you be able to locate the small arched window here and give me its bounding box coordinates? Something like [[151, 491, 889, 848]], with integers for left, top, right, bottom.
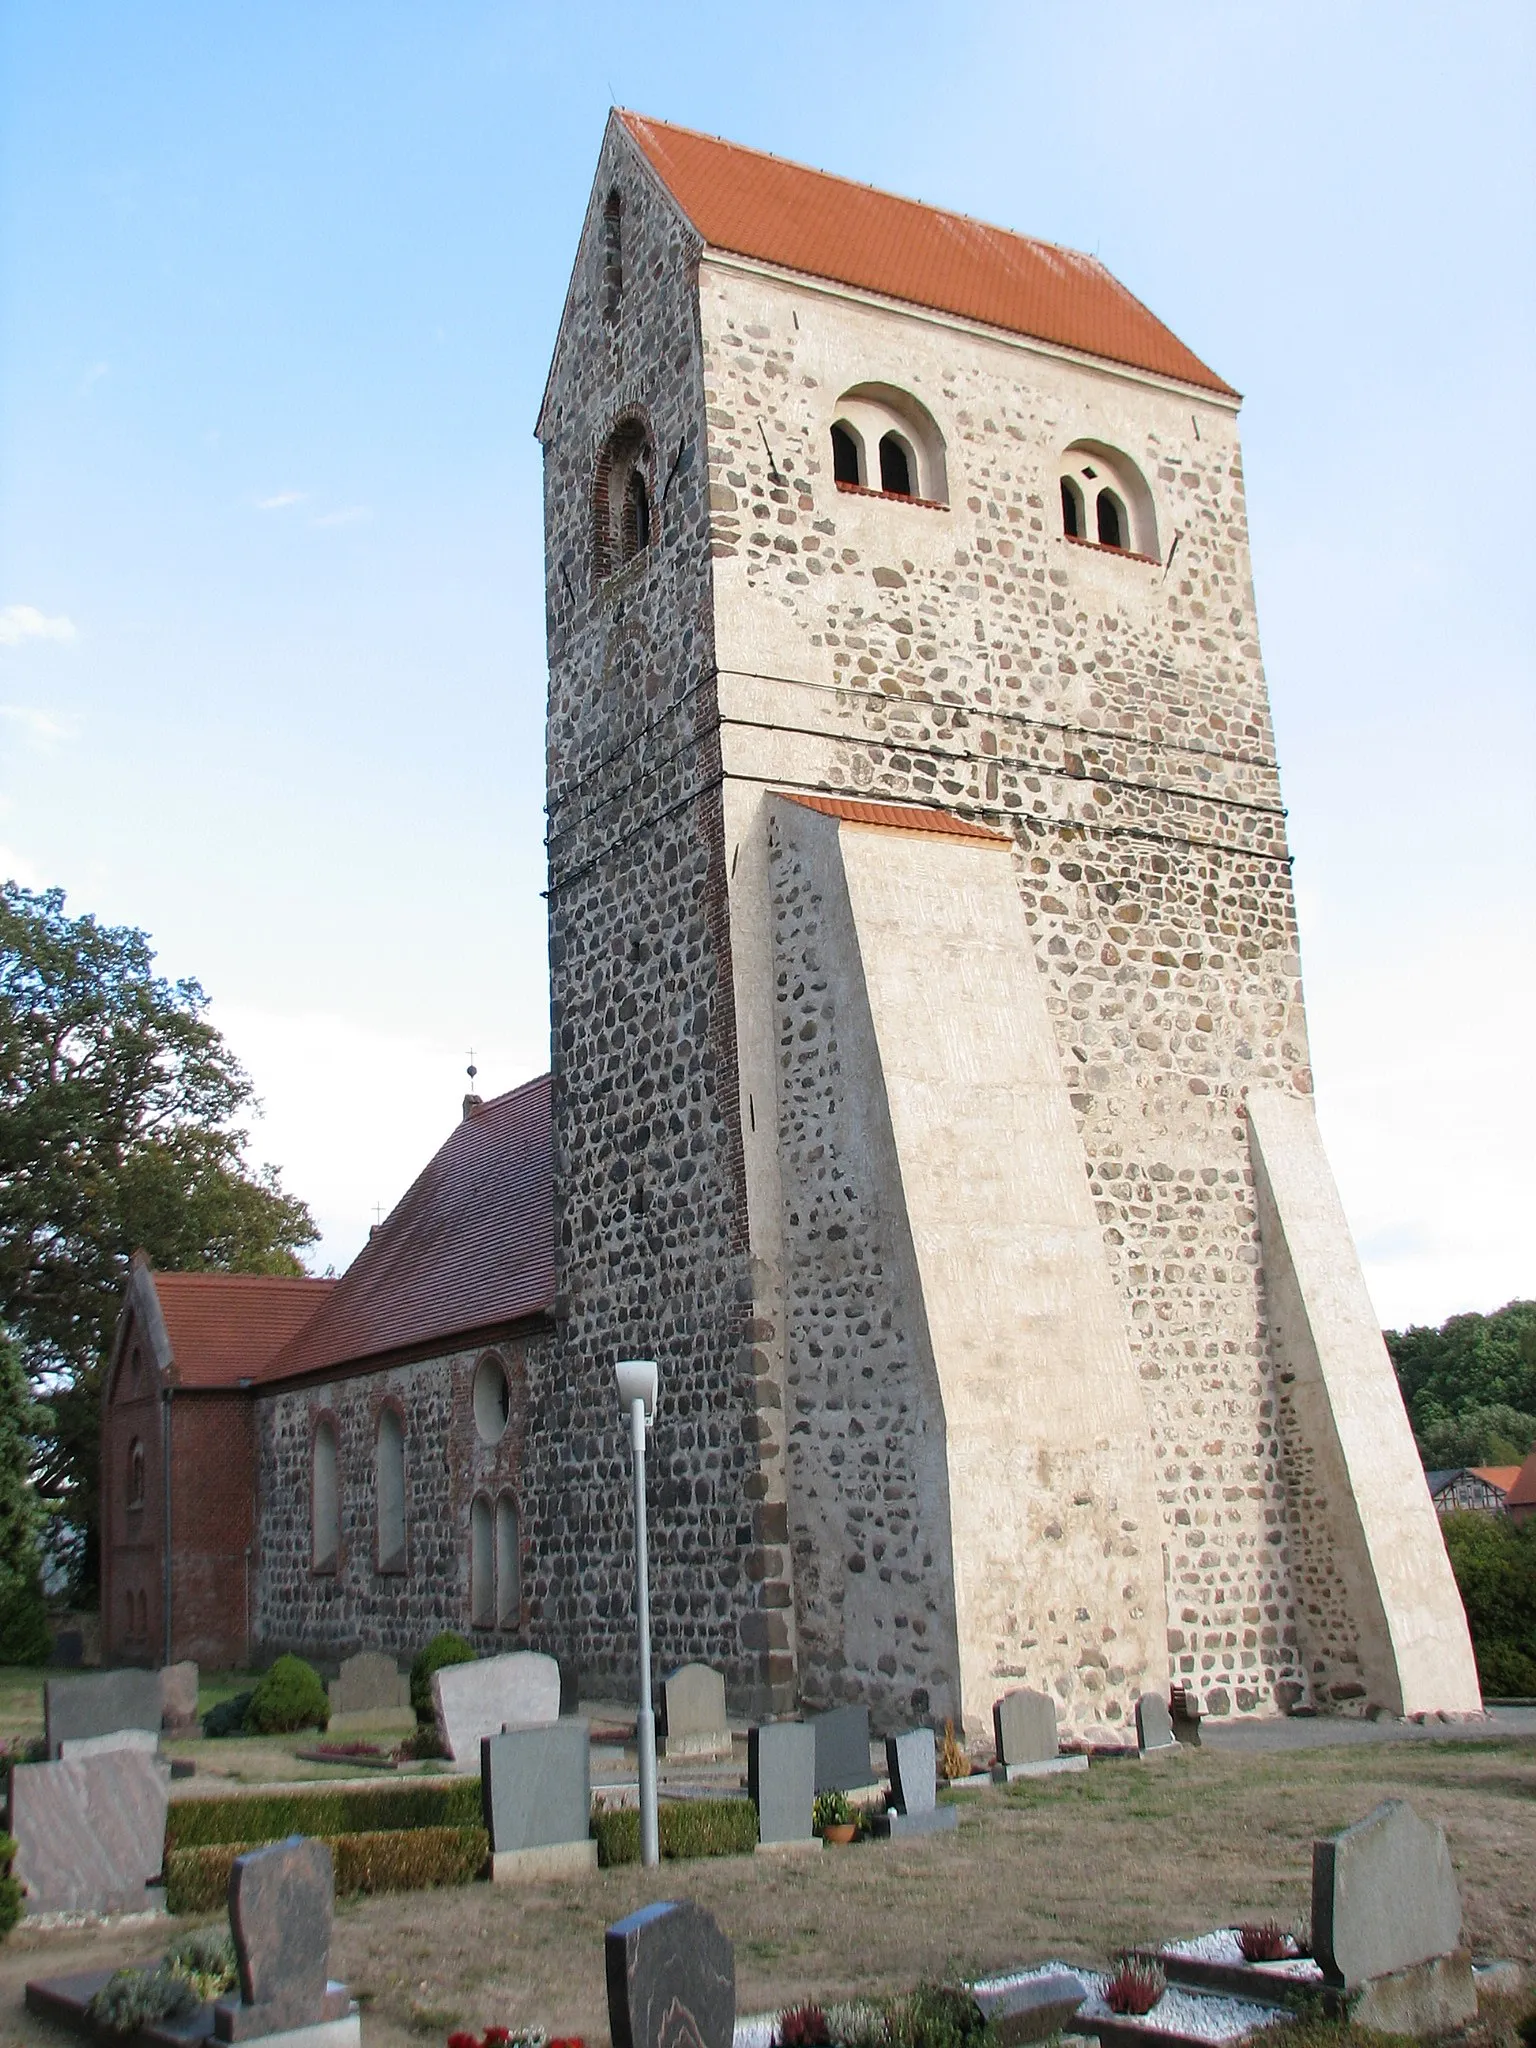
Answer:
[[878, 433, 914, 497], [470, 1495, 493, 1628], [127, 1439, 145, 1510], [1096, 489, 1126, 549], [601, 188, 623, 321], [376, 1406, 406, 1574], [830, 422, 863, 486], [312, 1418, 339, 1571], [1059, 441, 1159, 560], [496, 1496, 520, 1628], [473, 1352, 511, 1445], [594, 415, 656, 582], [1060, 476, 1084, 539]]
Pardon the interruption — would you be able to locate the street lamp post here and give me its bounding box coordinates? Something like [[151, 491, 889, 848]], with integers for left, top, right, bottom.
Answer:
[[615, 1358, 659, 1868]]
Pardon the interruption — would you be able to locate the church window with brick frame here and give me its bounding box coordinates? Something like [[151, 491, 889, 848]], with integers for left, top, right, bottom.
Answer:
[[593, 414, 656, 582], [375, 1405, 407, 1574], [312, 1416, 339, 1571], [470, 1493, 493, 1626]]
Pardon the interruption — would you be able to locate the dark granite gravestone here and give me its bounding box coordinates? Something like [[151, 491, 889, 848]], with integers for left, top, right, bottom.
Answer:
[[871, 1727, 958, 1838], [971, 1970, 1088, 2044], [44, 1670, 163, 1759], [214, 1837, 351, 2042], [1312, 1801, 1462, 1989], [481, 1719, 594, 1874], [605, 1900, 735, 2048], [747, 1722, 816, 1848], [810, 1703, 873, 1793], [9, 1751, 168, 1915], [1135, 1693, 1175, 1753]]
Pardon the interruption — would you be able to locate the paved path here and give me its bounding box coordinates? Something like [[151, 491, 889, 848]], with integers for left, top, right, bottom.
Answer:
[[1201, 1704, 1536, 1751]]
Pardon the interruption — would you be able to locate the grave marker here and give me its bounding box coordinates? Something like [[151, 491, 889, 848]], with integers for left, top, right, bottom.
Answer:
[[431, 1650, 560, 1765], [810, 1703, 874, 1793], [872, 1728, 958, 1838], [748, 1722, 817, 1851], [660, 1663, 730, 1760], [9, 1751, 168, 1917], [990, 1687, 1087, 1781], [214, 1837, 354, 2043], [58, 1727, 160, 1762], [605, 1900, 735, 2048], [44, 1670, 162, 1759], [328, 1651, 409, 1720], [1135, 1694, 1176, 1753], [1312, 1801, 1462, 1989], [159, 1661, 200, 1733], [971, 1970, 1088, 2044], [481, 1720, 596, 1880]]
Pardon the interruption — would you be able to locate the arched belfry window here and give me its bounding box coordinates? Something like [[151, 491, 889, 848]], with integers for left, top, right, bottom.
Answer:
[[828, 385, 947, 505], [312, 1418, 339, 1571], [376, 1406, 406, 1574], [601, 188, 623, 321], [594, 414, 656, 582], [1058, 441, 1158, 560]]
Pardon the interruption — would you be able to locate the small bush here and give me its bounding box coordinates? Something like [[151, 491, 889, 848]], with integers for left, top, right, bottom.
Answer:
[[1102, 1961, 1165, 2017], [1238, 1922, 1295, 1963], [410, 1632, 476, 1724], [86, 1967, 197, 2036], [886, 1986, 988, 2048], [0, 1832, 23, 1941], [823, 2005, 887, 2048], [164, 1926, 238, 1999], [246, 1654, 329, 1735], [166, 1777, 481, 1850], [203, 1689, 256, 1739], [165, 1826, 487, 1914], [936, 1723, 969, 1782], [590, 1798, 757, 1868]]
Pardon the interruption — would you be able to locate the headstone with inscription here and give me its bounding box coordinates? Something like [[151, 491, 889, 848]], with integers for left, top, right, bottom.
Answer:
[[660, 1663, 730, 1760], [44, 1670, 162, 1759], [990, 1687, 1087, 1781], [605, 1900, 735, 2048], [214, 1837, 355, 2044], [328, 1651, 410, 1722], [481, 1720, 596, 1879], [9, 1750, 169, 1916]]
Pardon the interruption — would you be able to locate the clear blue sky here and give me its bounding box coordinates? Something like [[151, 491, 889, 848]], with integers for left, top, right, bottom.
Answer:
[[1, 2, 1531, 1327]]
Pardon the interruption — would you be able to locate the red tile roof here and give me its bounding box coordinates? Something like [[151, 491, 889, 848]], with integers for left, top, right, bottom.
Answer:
[[778, 791, 1012, 843], [264, 1076, 556, 1385], [1506, 1449, 1536, 1510], [153, 1273, 338, 1391], [1469, 1466, 1522, 1495], [621, 113, 1236, 398]]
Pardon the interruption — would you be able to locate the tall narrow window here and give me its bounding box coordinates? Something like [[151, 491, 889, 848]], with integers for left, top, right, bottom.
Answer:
[[312, 1418, 339, 1570], [376, 1408, 406, 1573], [878, 433, 913, 496], [495, 1497, 520, 1628], [623, 467, 651, 559], [470, 1495, 493, 1627], [601, 188, 623, 320], [594, 416, 655, 583], [127, 1439, 145, 1510], [830, 422, 862, 486], [1096, 489, 1125, 549], [1060, 476, 1084, 538]]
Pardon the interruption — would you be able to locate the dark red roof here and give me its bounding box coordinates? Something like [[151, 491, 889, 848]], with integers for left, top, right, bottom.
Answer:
[[264, 1076, 556, 1384], [153, 1273, 338, 1390], [622, 113, 1236, 398], [778, 792, 1011, 843], [1507, 1448, 1536, 1511]]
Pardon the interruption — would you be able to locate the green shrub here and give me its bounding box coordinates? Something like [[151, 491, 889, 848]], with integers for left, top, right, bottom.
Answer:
[[165, 1827, 487, 1915], [246, 1655, 329, 1735], [165, 1777, 481, 1851], [85, 1967, 198, 2036], [164, 1926, 238, 1998], [885, 1986, 990, 2048], [591, 1798, 757, 1868], [1440, 1511, 1536, 1698], [203, 1689, 256, 1739], [410, 1632, 475, 1724], [0, 1832, 23, 1941]]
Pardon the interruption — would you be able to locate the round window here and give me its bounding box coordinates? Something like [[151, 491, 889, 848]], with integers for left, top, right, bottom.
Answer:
[[472, 1354, 511, 1445]]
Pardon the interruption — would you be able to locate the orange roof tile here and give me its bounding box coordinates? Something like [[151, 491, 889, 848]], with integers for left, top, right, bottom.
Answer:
[[265, 1076, 555, 1384], [1506, 1448, 1536, 1509], [1469, 1466, 1523, 1494], [621, 113, 1236, 398], [153, 1273, 337, 1391], [777, 791, 1011, 843]]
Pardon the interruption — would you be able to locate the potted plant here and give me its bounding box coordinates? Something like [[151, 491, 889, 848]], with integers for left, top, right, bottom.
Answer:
[[813, 1789, 856, 1844]]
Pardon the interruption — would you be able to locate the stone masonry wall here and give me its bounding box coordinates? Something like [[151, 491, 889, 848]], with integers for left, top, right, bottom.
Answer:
[[699, 258, 1326, 1716], [534, 121, 790, 1711]]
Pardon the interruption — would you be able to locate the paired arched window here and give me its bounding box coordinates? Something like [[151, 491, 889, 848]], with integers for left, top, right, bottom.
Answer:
[[828, 384, 947, 505], [376, 1406, 406, 1574], [126, 1439, 145, 1510], [312, 1417, 339, 1571], [594, 415, 656, 581], [1058, 442, 1158, 560], [469, 1492, 521, 1631]]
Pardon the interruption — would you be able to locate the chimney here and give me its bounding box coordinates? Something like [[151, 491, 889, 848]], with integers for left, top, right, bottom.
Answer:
[[462, 1093, 484, 1120]]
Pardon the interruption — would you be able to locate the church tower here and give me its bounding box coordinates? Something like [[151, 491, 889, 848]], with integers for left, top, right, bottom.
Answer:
[[536, 114, 1479, 1734]]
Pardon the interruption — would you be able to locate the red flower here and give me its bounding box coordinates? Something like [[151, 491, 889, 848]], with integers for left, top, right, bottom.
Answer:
[[483, 2032, 514, 2045], [447, 2032, 480, 2048]]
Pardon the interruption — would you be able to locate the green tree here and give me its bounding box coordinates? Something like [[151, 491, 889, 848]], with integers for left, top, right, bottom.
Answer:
[[1386, 1301, 1536, 1431], [0, 1332, 50, 1663], [1415, 1404, 1536, 1471], [1439, 1511, 1536, 1697], [0, 883, 317, 1596]]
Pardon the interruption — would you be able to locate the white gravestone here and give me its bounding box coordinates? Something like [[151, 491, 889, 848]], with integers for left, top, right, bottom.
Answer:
[[432, 1650, 560, 1766], [661, 1664, 730, 1760]]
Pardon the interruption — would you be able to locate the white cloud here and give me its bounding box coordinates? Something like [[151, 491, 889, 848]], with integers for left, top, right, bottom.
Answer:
[[256, 490, 306, 510], [312, 506, 372, 528], [0, 705, 78, 746], [0, 843, 43, 889], [0, 605, 77, 647]]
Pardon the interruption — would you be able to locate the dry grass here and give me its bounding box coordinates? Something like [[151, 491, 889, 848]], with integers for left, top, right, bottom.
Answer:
[[2, 1737, 1531, 2048]]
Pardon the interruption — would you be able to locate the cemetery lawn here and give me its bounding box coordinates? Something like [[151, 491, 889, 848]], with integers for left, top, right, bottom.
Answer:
[[3, 1734, 1531, 2048]]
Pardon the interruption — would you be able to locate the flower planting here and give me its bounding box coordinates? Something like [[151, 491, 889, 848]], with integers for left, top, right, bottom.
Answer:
[[1101, 1959, 1166, 2017], [1236, 1921, 1298, 1962]]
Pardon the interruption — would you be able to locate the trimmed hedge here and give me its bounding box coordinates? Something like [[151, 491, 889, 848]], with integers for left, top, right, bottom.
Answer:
[[166, 1826, 488, 1914], [166, 1778, 481, 1852], [592, 1798, 758, 1868]]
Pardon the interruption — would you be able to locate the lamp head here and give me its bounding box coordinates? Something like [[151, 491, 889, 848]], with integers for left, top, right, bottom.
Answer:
[[614, 1357, 658, 1423]]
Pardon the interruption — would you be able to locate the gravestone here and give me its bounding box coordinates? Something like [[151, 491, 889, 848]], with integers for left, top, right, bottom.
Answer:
[[58, 1727, 160, 1762], [660, 1663, 730, 1760], [990, 1687, 1087, 1781], [1312, 1801, 1462, 1989], [328, 1651, 410, 1720], [214, 1837, 353, 2043], [9, 1751, 169, 1915], [431, 1650, 560, 1766], [971, 1970, 1088, 2045], [1135, 1693, 1176, 1753], [44, 1669, 162, 1759], [810, 1703, 873, 1793], [159, 1661, 199, 1732], [481, 1719, 596, 1879], [871, 1728, 958, 1838], [605, 1900, 735, 2048], [748, 1721, 817, 1850]]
